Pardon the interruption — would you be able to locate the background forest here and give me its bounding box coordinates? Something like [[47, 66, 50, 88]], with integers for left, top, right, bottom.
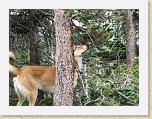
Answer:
[[9, 9, 139, 106]]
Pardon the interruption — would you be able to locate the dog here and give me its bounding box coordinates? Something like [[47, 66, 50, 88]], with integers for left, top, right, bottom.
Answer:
[[9, 45, 89, 106]]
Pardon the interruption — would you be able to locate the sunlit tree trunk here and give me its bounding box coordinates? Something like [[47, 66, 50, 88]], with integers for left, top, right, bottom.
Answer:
[[54, 9, 74, 106], [125, 9, 137, 68]]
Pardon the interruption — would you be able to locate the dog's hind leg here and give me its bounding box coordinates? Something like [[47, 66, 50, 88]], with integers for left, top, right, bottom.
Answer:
[[26, 76, 38, 106], [27, 90, 38, 106], [13, 77, 26, 106], [13, 76, 38, 106], [17, 93, 26, 106]]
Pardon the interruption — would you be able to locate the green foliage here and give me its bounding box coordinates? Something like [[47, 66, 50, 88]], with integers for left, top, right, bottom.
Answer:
[[9, 89, 29, 106], [86, 57, 139, 106], [9, 9, 139, 106]]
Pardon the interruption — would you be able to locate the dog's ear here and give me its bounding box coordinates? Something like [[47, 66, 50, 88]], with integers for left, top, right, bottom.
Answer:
[[86, 45, 90, 51], [73, 45, 76, 50]]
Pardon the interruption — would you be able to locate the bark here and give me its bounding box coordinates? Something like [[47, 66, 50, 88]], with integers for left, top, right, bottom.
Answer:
[[125, 9, 137, 68], [29, 9, 44, 105], [29, 9, 40, 65], [53, 9, 74, 106], [9, 11, 14, 97]]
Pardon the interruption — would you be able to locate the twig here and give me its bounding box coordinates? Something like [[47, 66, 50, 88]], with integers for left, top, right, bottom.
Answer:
[[9, 96, 18, 101], [77, 69, 90, 100], [72, 23, 98, 51], [85, 31, 98, 51], [108, 80, 136, 103], [84, 93, 104, 106], [38, 49, 55, 64], [121, 74, 131, 88]]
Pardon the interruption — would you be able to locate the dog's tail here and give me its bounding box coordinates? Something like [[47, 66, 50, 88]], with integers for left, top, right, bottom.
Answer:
[[9, 51, 19, 75]]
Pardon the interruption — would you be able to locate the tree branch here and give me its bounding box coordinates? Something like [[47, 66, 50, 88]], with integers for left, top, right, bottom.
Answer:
[[108, 80, 136, 103], [72, 22, 98, 51]]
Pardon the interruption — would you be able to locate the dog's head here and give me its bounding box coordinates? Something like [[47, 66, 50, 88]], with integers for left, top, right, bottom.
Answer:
[[74, 45, 89, 57]]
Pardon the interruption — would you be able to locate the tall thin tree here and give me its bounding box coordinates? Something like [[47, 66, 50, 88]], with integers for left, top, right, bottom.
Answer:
[[53, 9, 74, 106], [29, 9, 39, 65], [29, 9, 44, 105], [125, 9, 137, 68]]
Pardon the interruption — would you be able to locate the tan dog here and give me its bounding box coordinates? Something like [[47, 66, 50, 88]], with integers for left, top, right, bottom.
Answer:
[[9, 45, 89, 106]]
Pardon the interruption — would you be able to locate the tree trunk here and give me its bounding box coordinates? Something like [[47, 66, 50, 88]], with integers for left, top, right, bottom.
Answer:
[[125, 9, 137, 68], [53, 9, 74, 106], [29, 9, 40, 65], [9, 10, 14, 97], [29, 9, 44, 105]]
